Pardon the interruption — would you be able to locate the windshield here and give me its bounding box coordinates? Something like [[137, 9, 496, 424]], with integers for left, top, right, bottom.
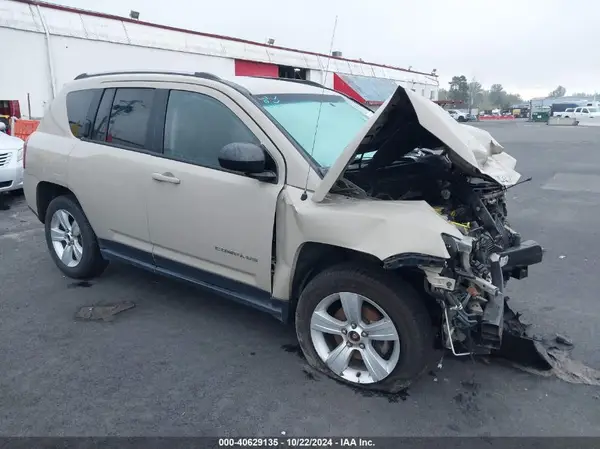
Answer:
[[255, 93, 372, 167]]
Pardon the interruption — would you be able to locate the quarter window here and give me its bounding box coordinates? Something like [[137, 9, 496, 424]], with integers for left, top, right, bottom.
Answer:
[[66, 89, 99, 139], [163, 90, 259, 170], [105, 88, 155, 150]]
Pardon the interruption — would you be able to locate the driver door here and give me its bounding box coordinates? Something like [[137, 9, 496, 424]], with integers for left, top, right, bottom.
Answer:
[[146, 85, 285, 297]]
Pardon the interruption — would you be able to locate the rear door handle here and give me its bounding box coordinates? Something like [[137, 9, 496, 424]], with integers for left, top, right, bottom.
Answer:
[[151, 172, 181, 184]]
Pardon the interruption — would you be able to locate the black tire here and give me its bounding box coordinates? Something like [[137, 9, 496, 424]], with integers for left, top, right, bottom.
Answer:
[[295, 263, 438, 393], [44, 195, 108, 279], [458, 116, 466, 122]]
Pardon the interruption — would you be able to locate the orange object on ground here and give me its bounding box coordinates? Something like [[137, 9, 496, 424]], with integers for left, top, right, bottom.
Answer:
[[12, 119, 40, 140]]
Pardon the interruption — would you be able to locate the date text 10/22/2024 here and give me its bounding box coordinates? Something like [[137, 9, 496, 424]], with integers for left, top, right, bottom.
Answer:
[[218, 438, 376, 447]]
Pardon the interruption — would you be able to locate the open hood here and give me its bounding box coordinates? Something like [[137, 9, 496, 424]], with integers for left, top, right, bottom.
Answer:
[[312, 86, 520, 202]]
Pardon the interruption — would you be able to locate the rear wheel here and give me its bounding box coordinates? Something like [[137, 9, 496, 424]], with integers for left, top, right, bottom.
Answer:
[[44, 195, 108, 279], [295, 264, 437, 392]]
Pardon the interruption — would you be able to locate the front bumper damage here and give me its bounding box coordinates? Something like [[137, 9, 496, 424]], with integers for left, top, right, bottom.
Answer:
[[424, 235, 544, 356], [481, 241, 543, 346]]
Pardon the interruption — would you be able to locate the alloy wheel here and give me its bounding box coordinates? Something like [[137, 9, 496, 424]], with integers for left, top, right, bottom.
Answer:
[[309, 292, 401, 384], [50, 209, 83, 268]]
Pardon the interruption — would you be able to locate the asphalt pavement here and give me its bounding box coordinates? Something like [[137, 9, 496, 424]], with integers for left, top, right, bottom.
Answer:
[[1, 121, 599, 436]]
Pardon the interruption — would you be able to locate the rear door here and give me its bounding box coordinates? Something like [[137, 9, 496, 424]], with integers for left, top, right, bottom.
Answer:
[[145, 84, 285, 297], [67, 86, 163, 264]]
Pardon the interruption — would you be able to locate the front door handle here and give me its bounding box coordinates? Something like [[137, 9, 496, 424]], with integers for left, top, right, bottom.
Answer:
[[152, 172, 181, 184]]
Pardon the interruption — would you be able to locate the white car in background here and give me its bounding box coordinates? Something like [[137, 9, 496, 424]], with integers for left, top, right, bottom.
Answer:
[[447, 109, 468, 122], [0, 123, 25, 193]]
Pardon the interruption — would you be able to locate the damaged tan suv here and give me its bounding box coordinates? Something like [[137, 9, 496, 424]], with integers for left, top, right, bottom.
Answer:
[[23, 71, 543, 391]]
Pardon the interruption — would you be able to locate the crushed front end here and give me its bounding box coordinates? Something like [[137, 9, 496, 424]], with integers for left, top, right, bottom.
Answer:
[[422, 178, 544, 354]]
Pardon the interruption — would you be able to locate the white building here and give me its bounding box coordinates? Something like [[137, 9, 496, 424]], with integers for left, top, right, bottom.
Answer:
[[0, 0, 440, 118]]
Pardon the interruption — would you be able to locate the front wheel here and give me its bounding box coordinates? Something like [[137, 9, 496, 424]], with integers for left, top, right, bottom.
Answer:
[[295, 264, 437, 392]]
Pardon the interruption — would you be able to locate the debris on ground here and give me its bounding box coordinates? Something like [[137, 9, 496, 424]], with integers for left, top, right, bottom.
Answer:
[[559, 255, 566, 259], [75, 301, 135, 322], [493, 303, 600, 386], [555, 333, 574, 347]]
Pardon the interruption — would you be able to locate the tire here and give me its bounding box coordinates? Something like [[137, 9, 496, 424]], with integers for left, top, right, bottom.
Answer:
[[44, 194, 108, 279], [295, 263, 437, 393], [458, 116, 466, 122]]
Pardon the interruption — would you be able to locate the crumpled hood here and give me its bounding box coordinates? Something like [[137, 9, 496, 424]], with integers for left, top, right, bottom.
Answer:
[[312, 86, 521, 202]]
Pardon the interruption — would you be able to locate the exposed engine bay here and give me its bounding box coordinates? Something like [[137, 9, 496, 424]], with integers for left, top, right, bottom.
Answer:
[[332, 147, 544, 355]]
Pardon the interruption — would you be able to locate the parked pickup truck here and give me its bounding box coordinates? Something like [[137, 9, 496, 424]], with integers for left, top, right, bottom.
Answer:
[[555, 108, 575, 118], [570, 106, 600, 121]]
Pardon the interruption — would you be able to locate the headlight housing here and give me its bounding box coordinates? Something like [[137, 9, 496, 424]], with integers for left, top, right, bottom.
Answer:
[[17, 147, 23, 162], [441, 233, 473, 256], [442, 233, 474, 274]]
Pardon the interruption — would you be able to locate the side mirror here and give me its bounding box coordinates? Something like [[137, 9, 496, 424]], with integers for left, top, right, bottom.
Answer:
[[218, 142, 276, 182]]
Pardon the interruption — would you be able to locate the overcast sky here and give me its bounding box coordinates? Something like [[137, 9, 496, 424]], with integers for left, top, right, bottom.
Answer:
[[50, 0, 598, 99]]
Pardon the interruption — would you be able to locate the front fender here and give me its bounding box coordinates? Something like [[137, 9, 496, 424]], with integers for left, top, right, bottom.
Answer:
[[271, 186, 462, 300]]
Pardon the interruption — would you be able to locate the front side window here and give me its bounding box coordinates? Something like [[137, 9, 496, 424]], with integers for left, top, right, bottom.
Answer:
[[575, 108, 582, 113], [106, 88, 155, 149], [582, 108, 590, 114], [163, 90, 259, 170], [256, 93, 372, 168], [66, 89, 99, 139]]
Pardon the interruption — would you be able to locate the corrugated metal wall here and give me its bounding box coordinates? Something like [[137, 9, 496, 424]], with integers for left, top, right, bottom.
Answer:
[[0, 0, 439, 117]]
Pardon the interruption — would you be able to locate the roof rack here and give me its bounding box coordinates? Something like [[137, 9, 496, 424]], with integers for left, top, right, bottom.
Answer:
[[74, 70, 222, 81], [73, 70, 255, 100]]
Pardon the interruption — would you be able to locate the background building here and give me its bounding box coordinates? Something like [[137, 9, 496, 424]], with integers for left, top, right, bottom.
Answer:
[[0, 0, 439, 118]]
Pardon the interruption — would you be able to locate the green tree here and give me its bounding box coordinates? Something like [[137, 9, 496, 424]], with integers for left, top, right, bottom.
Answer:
[[437, 88, 449, 101], [448, 75, 469, 104], [488, 84, 506, 107], [548, 85, 566, 98]]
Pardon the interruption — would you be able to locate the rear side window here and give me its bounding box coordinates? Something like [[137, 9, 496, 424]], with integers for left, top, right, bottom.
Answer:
[[66, 89, 99, 139], [106, 88, 155, 150]]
